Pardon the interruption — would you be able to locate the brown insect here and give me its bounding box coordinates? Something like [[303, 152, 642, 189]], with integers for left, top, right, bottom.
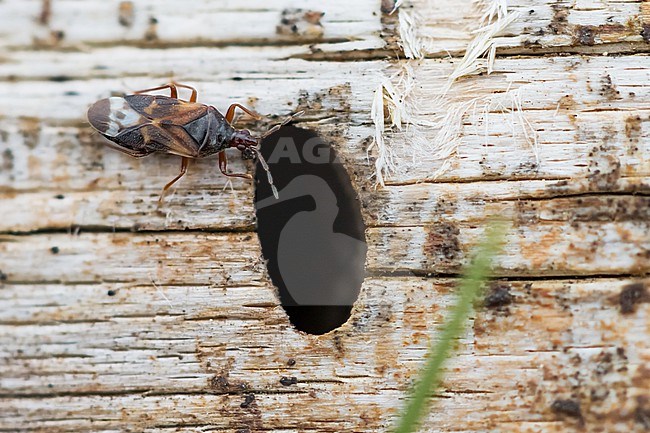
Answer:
[[87, 82, 297, 203]]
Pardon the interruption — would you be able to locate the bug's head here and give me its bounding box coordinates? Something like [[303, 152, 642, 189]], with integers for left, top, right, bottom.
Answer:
[[230, 129, 279, 199], [231, 130, 259, 160]]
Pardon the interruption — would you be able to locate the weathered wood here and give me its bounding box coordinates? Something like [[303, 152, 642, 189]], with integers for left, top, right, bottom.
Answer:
[[1, 0, 649, 432], [415, 0, 650, 56], [1, 200, 649, 278], [2, 175, 649, 232], [1, 54, 648, 186], [0, 0, 382, 51], [1, 277, 648, 431]]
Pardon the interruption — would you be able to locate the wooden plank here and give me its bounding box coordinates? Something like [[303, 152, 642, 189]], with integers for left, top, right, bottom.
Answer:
[[1, 277, 648, 431], [372, 55, 650, 183], [1, 203, 648, 284], [0, 189, 256, 232], [1, 54, 647, 188], [411, 0, 650, 56], [0, 0, 382, 51], [1, 0, 649, 431], [367, 221, 650, 276], [0, 233, 262, 285], [2, 0, 647, 58], [3, 175, 649, 233], [0, 49, 381, 121]]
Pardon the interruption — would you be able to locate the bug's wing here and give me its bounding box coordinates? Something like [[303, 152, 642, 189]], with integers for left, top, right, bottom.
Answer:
[[143, 123, 202, 158], [101, 134, 151, 157], [104, 123, 202, 158], [124, 95, 208, 124], [88, 96, 204, 158], [88, 97, 147, 138], [123, 95, 209, 157]]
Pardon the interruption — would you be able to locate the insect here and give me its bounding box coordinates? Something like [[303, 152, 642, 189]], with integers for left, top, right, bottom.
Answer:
[[87, 82, 297, 203]]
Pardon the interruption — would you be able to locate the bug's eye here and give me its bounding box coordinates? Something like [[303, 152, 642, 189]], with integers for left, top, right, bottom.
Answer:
[[242, 147, 257, 160]]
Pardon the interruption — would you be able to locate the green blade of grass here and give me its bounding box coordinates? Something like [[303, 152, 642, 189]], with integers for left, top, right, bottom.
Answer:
[[393, 222, 506, 433]]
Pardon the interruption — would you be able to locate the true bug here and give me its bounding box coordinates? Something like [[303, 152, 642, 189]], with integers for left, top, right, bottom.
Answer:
[[87, 82, 297, 203]]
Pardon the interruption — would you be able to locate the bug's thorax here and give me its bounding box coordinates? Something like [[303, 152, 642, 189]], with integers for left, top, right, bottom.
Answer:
[[194, 107, 235, 157], [197, 109, 261, 161]]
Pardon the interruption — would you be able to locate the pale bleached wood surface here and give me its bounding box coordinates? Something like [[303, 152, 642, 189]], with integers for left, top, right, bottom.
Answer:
[[1, 0, 650, 432], [415, 0, 650, 56]]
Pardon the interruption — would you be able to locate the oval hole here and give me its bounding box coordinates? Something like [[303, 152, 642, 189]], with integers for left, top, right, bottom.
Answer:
[[255, 126, 367, 335]]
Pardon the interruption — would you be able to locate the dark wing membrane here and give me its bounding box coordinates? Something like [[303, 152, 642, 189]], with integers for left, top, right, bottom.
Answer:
[[103, 128, 152, 157], [155, 123, 201, 157], [125, 95, 208, 125], [87, 98, 114, 134], [109, 123, 200, 158], [103, 123, 201, 158]]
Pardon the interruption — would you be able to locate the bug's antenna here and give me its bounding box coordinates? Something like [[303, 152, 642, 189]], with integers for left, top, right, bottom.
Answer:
[[256, 149, 279, 199], [261, 111, 304, 139], [255, 110, 303, 199]]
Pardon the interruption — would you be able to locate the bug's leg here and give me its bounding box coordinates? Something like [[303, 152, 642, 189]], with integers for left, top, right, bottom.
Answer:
[[158, 157, 190, 206], [135, 83, 179, 99], [225, 104, 262, 123], [219, 152, 253, 180], [171, 82, 198, 103]]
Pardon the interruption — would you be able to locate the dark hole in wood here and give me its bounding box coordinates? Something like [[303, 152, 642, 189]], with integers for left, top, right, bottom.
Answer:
[[255, 125, 367, 335]]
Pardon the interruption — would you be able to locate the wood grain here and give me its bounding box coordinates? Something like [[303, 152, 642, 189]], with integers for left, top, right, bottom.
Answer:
[[413, 0, 650, 56], [1, 0, 649, 432]]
